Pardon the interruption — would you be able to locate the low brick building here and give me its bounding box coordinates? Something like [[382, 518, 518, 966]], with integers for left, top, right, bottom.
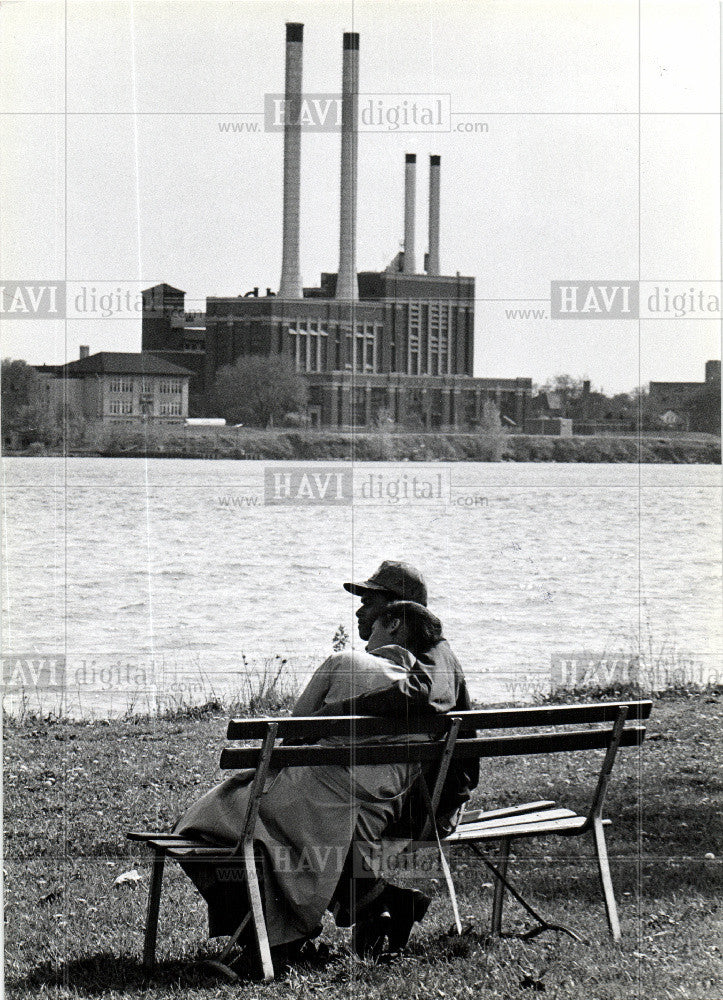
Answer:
[[34, 350, 193, 425]]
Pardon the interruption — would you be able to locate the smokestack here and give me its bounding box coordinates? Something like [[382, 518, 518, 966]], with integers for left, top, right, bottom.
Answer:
[[336, 32, 359, 301], [79, 345, 89, 359], [403, 154, 416, 274], [278, 22, 304, 299], [427, 154, 441, 276]]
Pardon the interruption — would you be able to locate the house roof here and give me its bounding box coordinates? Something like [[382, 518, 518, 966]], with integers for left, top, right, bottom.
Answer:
[[63, 352, 193, 377], [141, 283, 185, 296]]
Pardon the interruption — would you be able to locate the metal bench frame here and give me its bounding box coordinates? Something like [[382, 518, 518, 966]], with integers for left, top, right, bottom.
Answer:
[[444, 705, 631, 942]]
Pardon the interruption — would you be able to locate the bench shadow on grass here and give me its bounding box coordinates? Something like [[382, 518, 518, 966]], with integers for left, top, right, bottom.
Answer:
[[9, 947, 342, 995], [9, 955, 209, 995]]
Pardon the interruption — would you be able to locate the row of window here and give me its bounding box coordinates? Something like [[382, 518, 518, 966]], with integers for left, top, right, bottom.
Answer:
[[109, 400, 133, 414], [407, 303, 451, 376], [108, 401, 182, 415], [159, 380, 184, 394], [109, 378, 134, 393], [289, 326, 380, 374], [108, 377, 184, 394]]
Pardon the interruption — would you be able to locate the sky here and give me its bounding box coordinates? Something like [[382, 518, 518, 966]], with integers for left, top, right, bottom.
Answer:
[[1, 0, 721, 394]]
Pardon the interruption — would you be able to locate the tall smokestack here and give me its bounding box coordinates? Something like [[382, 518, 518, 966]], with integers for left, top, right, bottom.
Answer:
[[427, 154, 441, 276], [336, 32, 359, 301], [278, 22, 304, 299], [403, 154, 416, 274]]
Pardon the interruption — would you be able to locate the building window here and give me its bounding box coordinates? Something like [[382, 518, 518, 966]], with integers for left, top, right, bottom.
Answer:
[[109, 400, 133, 415], [159, 379, 183, 394], [291, 327, 326, 373], [319, 332, 328, 370], [408, 302, 421, 376], [109, 377, 133, 393], [352, 387, 366, 426], [140, 377, 153, 394], [159, 401, 182, 416]]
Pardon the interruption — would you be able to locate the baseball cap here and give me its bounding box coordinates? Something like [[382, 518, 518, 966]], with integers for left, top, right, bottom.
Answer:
[[343, 560, 428, 606]]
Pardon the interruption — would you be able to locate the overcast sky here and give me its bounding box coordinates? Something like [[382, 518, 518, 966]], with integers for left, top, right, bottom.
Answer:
[[1, 0, 721, 393]]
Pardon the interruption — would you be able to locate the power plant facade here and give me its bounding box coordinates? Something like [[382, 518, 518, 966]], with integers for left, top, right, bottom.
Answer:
[[142, 23, 533, 429]]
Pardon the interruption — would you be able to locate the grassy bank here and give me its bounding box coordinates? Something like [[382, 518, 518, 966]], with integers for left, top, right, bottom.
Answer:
[[4, 691, 722, 999], [9, 428, 722, 463]]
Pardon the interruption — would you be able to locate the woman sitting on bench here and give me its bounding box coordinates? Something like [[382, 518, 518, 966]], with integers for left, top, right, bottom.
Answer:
[[174, 600, 443, 967]]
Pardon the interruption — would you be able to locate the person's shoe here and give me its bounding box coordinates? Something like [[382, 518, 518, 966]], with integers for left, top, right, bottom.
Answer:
[[352, 909, 393, 958], [270, 926, 324, 970], [382, 886, 432, 951]]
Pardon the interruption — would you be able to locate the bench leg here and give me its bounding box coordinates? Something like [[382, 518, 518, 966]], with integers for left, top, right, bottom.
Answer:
[[491, 838, 510, 936], [243, 841, 274, 982], [592, 818, 621, 941], [143, 849, 166, 971]]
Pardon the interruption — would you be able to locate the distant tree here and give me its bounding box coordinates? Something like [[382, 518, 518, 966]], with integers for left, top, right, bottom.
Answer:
[[373, 405, 395, 430], [480, 399, 502, 433], [210, 354, 308, 428], [539, 374, 585, 401], [1, 359, 52, 441], [625, 385, 663, 430]]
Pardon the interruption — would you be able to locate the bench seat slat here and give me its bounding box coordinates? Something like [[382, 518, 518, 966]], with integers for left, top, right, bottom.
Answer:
[[147, 839, 234, 853], [459, 807, 577, 831], [446, 815, 589, 841], [446, 815, 612, 843], [127, 831, 192, 843], [128, 832, 236, 853], [461, 801, 556, 823], [226, 701, 652, 741], [164, 846, 237, 858], [219, 725, 646, 770]]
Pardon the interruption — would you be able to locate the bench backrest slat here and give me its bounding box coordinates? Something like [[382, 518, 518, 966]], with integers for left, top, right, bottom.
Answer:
[[225, 700, 653, 742], [219, 724, 646, 770]]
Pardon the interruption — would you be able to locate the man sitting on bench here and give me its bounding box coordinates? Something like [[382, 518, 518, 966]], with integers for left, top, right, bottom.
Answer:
[[320, 560, 479, 953], [173, 600, 447, 968]]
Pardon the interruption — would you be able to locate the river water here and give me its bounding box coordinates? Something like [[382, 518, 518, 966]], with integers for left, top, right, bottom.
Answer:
[[1, 457, 721, 717]]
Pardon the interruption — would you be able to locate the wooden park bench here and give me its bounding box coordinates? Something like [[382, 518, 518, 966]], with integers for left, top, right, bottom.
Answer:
[[127, 698, 651, 981]]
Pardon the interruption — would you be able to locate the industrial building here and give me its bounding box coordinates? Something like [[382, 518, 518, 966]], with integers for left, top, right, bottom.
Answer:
[[649, 361, 720, 414], [142, 24, 533, 429], [649, 361, 721, 433]]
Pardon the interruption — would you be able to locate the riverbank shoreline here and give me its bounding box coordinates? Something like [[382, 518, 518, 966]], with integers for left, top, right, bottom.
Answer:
[[5, 430, 721, 463]]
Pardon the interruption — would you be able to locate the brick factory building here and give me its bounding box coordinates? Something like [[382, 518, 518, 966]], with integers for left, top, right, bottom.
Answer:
[[649, 360, 721, 433], [142, 25, 533, 429]]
